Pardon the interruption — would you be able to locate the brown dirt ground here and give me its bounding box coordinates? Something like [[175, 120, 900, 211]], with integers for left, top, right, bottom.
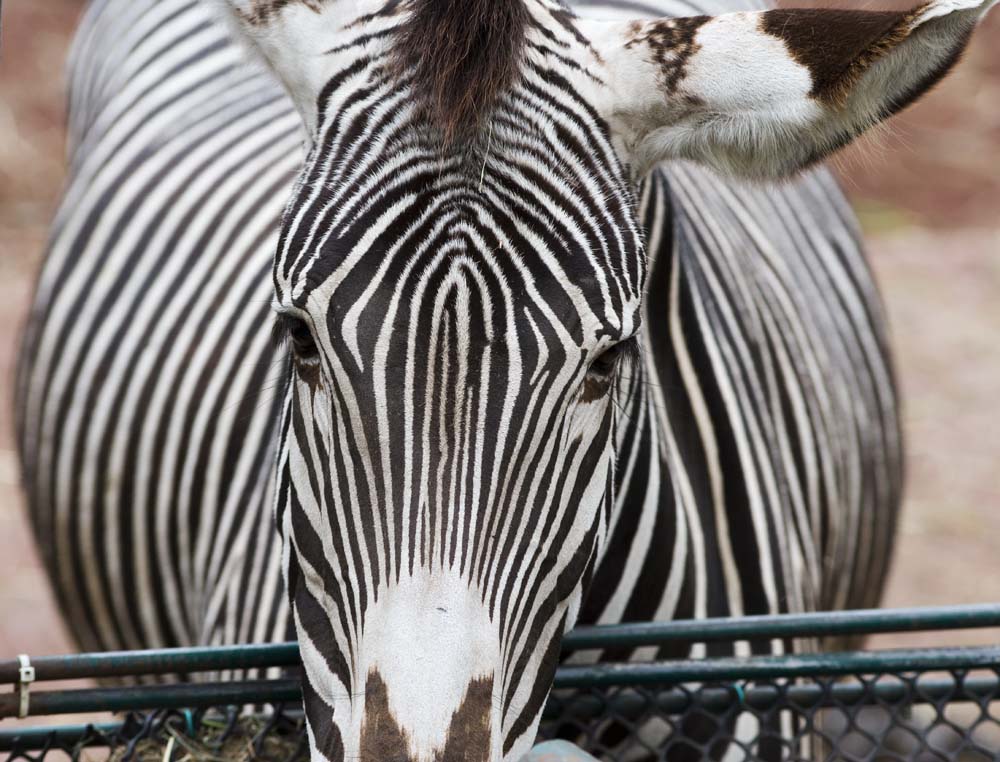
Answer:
[[0, 0, 998, 691]]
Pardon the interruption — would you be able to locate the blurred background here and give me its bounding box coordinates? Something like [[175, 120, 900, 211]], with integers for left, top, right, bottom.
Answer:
[[1, 0, 999, 663]]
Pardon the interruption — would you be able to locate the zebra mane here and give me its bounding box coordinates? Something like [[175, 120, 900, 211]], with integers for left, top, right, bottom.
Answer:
[[393, 0, 529, 143]]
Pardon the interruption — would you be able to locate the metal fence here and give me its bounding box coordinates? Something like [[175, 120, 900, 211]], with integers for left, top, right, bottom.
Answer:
[[3, 604, 1000, 761]]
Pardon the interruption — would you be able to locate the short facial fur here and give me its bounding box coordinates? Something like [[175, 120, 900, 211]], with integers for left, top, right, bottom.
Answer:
[[213, 0, 997, 759]]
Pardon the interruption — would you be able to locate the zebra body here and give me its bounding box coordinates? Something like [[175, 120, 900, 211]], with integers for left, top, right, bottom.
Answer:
[[22, 0, 994, 757]]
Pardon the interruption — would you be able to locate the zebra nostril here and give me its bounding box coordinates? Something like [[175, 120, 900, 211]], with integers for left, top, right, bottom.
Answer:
[[360, 667, 493, 762]]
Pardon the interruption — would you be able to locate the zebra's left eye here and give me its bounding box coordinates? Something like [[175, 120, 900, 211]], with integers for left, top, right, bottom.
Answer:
[[588, 338, 639, 378]]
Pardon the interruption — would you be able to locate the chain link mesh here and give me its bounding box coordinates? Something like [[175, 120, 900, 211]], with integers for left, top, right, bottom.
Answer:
[[3, 669, 999, 761], [539, 668, 1000, 761], [3, 707, 309, 762]]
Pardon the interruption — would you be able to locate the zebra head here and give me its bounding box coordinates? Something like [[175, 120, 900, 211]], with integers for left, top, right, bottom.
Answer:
[[216, 1, 996, 760]]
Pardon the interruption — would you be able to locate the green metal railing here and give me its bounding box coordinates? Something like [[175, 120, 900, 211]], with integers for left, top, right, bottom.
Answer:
[[2, 604, 1000, 758], [4, 603, 999, 686]]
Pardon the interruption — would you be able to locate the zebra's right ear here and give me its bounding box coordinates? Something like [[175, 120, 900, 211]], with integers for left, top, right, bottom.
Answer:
[[585, 0, 997, 179], [211, 0, 345, 135]]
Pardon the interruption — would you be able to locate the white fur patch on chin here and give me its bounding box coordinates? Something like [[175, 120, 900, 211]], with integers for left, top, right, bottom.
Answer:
[[356, 569, 500, 760]]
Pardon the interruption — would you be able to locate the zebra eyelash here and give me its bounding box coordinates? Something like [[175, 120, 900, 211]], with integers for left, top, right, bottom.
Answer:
[[590, 337, 641, 377], [617, 337, 642, 374], [272, 313, 319, 361], [271, 315, 291, 349]]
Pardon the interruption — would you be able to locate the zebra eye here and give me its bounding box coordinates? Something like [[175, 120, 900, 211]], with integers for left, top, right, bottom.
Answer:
[[588, 338, 639, 378], [590, 349, 619, 378], [281, 316, 318, 362]]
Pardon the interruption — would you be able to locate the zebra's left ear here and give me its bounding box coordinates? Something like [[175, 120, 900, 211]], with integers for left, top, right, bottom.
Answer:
[[587, 0, 997, 179], [211, 0, 344, 135]]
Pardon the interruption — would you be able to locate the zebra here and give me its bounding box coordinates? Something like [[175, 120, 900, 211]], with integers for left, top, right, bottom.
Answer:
[[15, 0, 996, 759]]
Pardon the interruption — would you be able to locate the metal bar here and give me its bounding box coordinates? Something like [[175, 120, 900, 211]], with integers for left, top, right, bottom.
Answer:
[[0, 680, 302, 719], [553, 646, 1000, 688], [2, 646, 998, 719], [5, 606, 999, 687], [4, 675, 998, 752], [562, 604, 1000, 652], [0, 643, 301, 685], [545, 674, 1000, 720]]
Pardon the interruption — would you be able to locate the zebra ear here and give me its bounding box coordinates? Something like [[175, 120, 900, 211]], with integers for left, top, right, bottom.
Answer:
[[211, 0, 342, 135], [589, 0, 997, 179]]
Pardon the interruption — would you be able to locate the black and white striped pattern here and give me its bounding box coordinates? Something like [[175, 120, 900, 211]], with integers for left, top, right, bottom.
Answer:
[[17, 0, 903, 760]]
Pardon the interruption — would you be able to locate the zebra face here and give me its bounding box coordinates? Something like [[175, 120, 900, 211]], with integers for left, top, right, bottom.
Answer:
[[268, 65, 645, 762], [257, 6, 647, 761], [217, 0, 997, 759]]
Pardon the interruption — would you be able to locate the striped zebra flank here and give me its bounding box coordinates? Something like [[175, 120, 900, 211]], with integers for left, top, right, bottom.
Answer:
[[17, 0, 996, 759]]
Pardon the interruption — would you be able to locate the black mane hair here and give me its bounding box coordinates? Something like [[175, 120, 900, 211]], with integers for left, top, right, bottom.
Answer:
[[393, 0, 530, 142]]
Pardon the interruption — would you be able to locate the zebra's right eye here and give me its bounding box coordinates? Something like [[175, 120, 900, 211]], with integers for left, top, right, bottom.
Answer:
[[289, 320, 318, 361], [276, 315, 319, 363]]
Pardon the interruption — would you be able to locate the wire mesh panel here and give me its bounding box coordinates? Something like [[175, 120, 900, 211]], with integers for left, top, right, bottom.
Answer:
[[539, 669, 1000, 761], [3, 670, 1000, 761], [1, 708, 309, 762], [3, 607, 1000, 761]]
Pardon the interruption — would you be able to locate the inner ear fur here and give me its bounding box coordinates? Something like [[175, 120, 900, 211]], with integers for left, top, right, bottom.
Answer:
[[762, 8, 926, 107], [595, 0, 996, 179]]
